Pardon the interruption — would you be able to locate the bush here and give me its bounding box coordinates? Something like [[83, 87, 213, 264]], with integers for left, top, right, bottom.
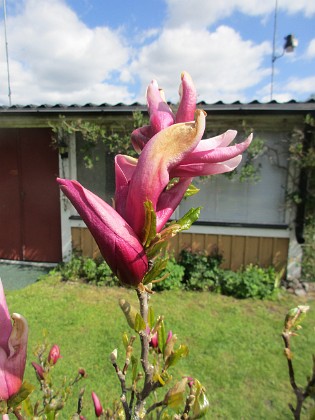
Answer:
[[55, 255, 117, 286], [152, 257, 184, 291], [179, 248, 223, 291], [220, 264, 279, 299]]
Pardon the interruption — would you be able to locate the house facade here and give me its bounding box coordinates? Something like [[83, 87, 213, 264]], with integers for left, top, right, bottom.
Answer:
[[0, 100, 314, 278]]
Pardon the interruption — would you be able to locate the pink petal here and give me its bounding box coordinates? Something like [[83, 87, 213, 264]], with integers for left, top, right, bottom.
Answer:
[[131, 125, 151, 153], [0, 280, 12, 355], [156, 178, 193, 232], [171, 156, 243, 177], [124, 110, 206, 239], [91, 392, 103, 417], [114, 155, 137, 217], [146, 80, 175, 135], [175, 72, 197, 123], [191, 130, 238, 154], [57, 179, 148, 287], [181, 134, 252, 165], [5, 313, 28, 399]]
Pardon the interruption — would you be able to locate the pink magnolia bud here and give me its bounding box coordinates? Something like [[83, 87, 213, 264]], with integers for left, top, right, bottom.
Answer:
[[78, 368, 87, 378], [91, 392, 103, 417], [31, 362, 45, 380], [166, 330, 173, 343], [48, 345, 62, 365], [150, 332, 158, 348]]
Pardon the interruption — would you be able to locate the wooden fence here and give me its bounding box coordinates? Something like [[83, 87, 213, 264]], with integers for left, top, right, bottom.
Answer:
[[71, 227, 289, 271]]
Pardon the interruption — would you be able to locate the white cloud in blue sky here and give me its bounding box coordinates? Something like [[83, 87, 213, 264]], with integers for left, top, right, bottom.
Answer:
[[0, 0, 314, 105]]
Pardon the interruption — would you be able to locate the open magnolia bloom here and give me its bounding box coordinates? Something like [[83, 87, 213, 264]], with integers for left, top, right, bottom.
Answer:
[[0, 280, 28, 401], [57, 179, 148, 287], [115, 109, 252, 241]]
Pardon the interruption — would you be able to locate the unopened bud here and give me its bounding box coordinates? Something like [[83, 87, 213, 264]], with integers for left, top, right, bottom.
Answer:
[[91, 392, 103, 417], [150, 332, 158, 348], [31, 362, 45, 380], [78, 368, 87, 378], [110, 349, 118, 364], [48, 344, 62, 365]]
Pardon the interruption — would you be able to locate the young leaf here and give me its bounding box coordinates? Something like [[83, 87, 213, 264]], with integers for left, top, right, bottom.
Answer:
[[192, 379, 210, 419], [122, 332, 129, 350], [131, 355, 138, 383], [134, 313, 146, 333], [165, 344, 189, 369], [142, 258, 168, 285], [184, 183, 200, 198], [142, 200, 157, 247], [158, 320, 167, 355], [148, 306, 155, 329]]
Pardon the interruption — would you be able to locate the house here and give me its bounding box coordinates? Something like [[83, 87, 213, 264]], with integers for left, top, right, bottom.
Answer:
[[0, 100, 314, 279]]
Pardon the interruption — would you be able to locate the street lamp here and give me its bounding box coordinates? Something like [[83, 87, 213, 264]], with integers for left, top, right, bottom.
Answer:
[[270, 0, 298, 101]]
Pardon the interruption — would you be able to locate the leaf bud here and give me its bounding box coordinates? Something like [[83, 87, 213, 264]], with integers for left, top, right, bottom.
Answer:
[[110, 349, 118, 364], [31, 362, 45, 380]]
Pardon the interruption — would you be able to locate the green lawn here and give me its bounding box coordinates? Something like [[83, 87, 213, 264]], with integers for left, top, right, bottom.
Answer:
[[6, 275, 315, 419]]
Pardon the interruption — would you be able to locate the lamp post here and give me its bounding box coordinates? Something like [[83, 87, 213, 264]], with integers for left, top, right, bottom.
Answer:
[[270, 0, 298, 101]]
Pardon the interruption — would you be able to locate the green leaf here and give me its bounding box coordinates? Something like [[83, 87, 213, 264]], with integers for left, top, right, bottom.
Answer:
[[158, 320, 167, 355], [164, 378, 188, 408], [165, 344, 189, 369], [142, 200, 157, 247], [122, 332, 129, 350], [176, 207, 201, 231], [192, 380, 210, 419], [142, 258, 168, 285], [7, 381, 35, 409], [184, 183, 200, 198], [134, 313, 146, 333], [22, 397, 34, 417], [146, 240, 168, 260], [148, 306, 155, 329]]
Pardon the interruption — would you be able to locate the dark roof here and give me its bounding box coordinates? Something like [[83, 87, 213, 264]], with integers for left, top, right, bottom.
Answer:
[[0, 99, 314, 115]]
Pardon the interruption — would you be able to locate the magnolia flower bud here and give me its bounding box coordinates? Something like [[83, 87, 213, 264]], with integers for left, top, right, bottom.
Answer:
[[48, 344, 62, 365], [31, 362, 45, 380], [91, 392, 103, 417]]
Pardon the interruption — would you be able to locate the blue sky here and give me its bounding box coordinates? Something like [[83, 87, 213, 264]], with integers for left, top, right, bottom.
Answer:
[[0, 0, 314, 105]]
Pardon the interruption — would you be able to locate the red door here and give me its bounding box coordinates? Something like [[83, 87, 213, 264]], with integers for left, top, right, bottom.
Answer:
[[0, 128, 62, 262]]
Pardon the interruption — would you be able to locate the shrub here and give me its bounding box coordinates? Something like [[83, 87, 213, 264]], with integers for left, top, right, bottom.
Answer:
[[55, 255, 116, 286], [220, 264, 279, 299], [179, 248, 223, 291], [152, 257, 184, 291]]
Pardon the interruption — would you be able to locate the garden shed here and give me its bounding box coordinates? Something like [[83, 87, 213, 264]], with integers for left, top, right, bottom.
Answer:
[[0, 100, 314, 279]]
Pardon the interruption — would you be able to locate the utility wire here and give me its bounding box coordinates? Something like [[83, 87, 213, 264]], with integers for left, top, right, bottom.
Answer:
[[3, 0, 12, 106]]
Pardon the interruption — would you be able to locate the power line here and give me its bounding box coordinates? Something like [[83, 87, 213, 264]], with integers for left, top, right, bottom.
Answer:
[[3, 0, 12, 106]]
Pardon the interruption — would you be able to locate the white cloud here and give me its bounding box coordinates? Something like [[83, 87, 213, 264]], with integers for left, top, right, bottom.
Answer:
[[131, 26, 270, 103], [165, 0, 315, 28], [0, 0, 133, 104], [286, 76, 315, 95], [306, 39, 315, 58]]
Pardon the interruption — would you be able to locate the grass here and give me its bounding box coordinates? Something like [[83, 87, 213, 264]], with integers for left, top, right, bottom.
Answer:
[[6, 274, 315, 419]]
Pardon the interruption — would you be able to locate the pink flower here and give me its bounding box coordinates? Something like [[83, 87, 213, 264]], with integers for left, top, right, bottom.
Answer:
[[0, 280, 28, 401], [116, 107, 251, 240], [57, 178, 148, 287], [91, 391, 103, 417], [48, 344, 62, 365]]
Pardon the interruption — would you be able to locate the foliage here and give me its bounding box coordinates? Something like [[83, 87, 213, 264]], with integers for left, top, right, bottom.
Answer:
[[55, 252, 281, 299], [50, 111, 148, 168], [301, 216, 315, 282], [54, 254, 116, 287], [179, 248, 224, 292], [220, 264, 280, 299], [152, 256, 185, 291]]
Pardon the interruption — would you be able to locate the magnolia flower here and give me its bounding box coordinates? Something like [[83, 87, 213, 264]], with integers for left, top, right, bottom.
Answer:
[[57, 178, 148, 287], [0, 280, 28, 401], [116, 109, 252, 240]]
